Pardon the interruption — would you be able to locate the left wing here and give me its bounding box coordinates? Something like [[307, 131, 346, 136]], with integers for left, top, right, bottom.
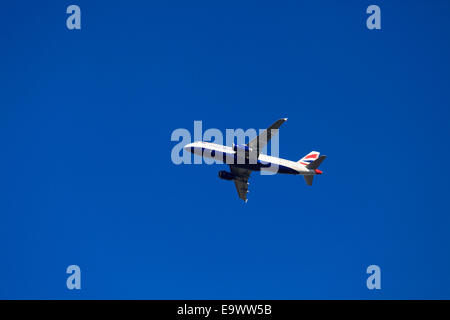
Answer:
[[247, 118, 288, 156], [229, 165, 251, 202]]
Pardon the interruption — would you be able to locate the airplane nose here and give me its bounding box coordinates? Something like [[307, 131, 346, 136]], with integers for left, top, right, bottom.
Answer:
[[184, 143, 194, 152]]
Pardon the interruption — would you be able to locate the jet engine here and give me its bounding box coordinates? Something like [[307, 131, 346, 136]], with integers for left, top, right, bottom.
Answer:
[[233, 144, 252, 153], [233, 143, 256, 163], [218, 170, 235, 181]]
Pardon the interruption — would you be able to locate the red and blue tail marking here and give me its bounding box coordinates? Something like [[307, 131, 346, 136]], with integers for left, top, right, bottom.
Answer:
[[298, 151, 320, 166]]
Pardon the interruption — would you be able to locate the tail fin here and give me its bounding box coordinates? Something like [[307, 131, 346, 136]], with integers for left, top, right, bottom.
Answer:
[[302, 154, 326, 186], [298, 151, 320, 166]]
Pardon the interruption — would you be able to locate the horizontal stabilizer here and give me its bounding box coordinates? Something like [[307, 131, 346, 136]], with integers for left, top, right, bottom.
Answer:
[[306, 155, 326, 170], [304, 175, 314, 186]]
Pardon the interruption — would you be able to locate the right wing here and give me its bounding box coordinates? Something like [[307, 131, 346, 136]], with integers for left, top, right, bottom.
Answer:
[[229, 165, 251, 202], [247, 118, 288, 156]]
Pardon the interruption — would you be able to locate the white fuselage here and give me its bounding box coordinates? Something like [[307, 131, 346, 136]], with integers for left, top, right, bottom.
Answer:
[[184, 141, 316, 175]]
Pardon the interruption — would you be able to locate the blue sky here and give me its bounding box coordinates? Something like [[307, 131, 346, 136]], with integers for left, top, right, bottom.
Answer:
[[1, 1, 450, 299]]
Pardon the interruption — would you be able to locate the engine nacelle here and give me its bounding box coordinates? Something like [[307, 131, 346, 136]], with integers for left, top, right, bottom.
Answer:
[[233, 144, 252, 153], [218, 170, 235, 181]]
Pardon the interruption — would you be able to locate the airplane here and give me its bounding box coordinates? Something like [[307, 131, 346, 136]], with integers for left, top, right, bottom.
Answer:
[[183, 118, 326, 202]]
